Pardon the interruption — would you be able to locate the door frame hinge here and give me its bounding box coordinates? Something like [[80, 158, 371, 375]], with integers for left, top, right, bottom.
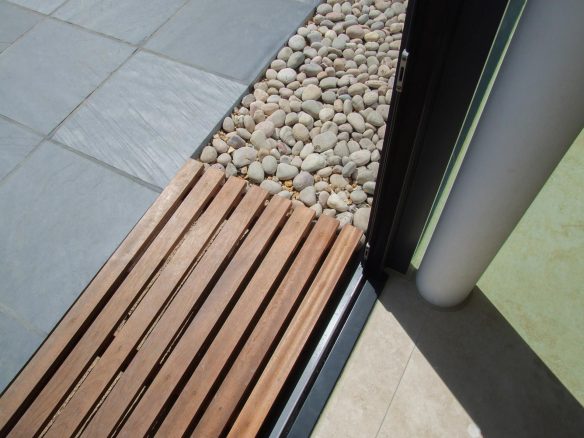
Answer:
[[363, 242, 371, 261], [395, 49, 409, 93]]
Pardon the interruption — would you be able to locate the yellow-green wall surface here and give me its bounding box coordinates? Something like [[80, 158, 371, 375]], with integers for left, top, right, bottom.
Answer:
[[413, 129, 584, 405], [410, 0, 582, 408], [477, 128, 584, 405]]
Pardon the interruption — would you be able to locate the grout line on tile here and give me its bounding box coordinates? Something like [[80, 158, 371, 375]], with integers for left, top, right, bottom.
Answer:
[[49, 0, 76, 16], [49, 0, 191, 48], [48, 0, 68, 15], [138, 47, 249, 86], [0, 115, 46, 187], [0, 113, 46, 138], [141, 0, 319, 86], [4, 0, 49, 16], [4, 0, 70, 16], [13, 17, 250, 112], [0, 302, 48, 338], [135, 0, 191, 46], [146, 0, 319, 157], [46, 47, 139, 140], [0, 49, 162, 193], [2, 0, 317, 188], [50, 140, 163, 193], [374, 307, 430, 438], [6, 0, 316, 88], [45, 14, 134, 47], [373, 343, 416, 438], [0, 142, 44, 187], [0, 12, 46, 55], [37, 13, 250, 86]]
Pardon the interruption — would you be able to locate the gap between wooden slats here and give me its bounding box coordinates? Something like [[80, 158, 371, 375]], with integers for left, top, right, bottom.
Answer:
[[7, 167, 223, 437], [99, 196, 293, 437], [41, 176, 248, 438], [192, 215, 340, 437], [0, 160, 202, 434], [227, 225, 363, 438], [141, 206, 316, 438], [77, 185, 281, 437]]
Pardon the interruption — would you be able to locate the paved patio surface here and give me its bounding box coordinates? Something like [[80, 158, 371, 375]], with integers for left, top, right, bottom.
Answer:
[[0, 0, 317, 391]]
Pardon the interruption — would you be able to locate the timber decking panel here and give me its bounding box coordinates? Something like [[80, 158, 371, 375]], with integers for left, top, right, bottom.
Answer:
[[192, 215, 339, 438], [45, 176, 248, 437], [227, 225, 363, 437], [7, 167, 223, 437], [0, 160, 202, 432], [148, 206, 315, 437], [0, 161, 363, 437], [80, 183, 266, 437]]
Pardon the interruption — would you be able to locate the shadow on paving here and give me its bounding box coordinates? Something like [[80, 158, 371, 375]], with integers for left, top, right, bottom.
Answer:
[[379, 275, 584, 438]]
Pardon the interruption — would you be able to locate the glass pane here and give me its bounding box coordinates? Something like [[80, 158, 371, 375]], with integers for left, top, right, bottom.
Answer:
[[411, 0, 527, 269]]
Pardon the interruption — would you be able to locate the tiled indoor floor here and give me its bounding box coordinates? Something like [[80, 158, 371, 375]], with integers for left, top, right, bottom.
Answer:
[[313, 274, 584, 438], [0, 0, 318, 391]]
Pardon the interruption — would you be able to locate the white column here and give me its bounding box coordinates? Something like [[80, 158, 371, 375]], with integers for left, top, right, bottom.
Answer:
[[416, 0, 584, 307]]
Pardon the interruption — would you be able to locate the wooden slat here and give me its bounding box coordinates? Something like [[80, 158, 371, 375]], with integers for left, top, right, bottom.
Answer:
[[44, 176, 248, 437], [227, 225, 362, 438], [0, 159, 202, 432], [3, 165, 364, 438], [108, 196, 291, 436], [83, 184, 276, 436], [7, 167, 223, 437], [133, 206, 315, 437], [193, 215, 339, 437]]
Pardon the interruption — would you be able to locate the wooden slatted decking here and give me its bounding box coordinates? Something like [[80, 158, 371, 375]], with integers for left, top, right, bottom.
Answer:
[[0, 160, 362, 437]]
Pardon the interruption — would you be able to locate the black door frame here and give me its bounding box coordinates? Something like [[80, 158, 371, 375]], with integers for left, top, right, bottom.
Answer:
[[269, 0, 510, 436], [364, 0, 509, 275]]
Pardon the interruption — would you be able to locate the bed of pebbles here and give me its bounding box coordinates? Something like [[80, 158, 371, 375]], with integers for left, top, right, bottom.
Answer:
[[197, 0, 406, 231]]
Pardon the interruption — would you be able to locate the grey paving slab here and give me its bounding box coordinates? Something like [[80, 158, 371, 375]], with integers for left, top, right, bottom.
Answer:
[[54, 0, 188, 45], [7, 0, 67, 14], [0, 1, 42, 54], [145, 0, 315, 83], [0, 19, 133, 134], [0, 118, 42, 180], [292, 0, 320, 4], [0, 308, 45, 393], [54, 51, 246, 188], [0, 141, 157, 334]]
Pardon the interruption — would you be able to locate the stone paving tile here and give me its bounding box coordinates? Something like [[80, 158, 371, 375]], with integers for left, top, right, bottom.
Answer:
[[0, 19, 132, 134], [0, 1, 42, 54], [0, 308, 45, 393], [0, 118, 42, 181], [54, 51, 246, 188], [7, 0, 67, 14], [54, 0, 188, 45], [145, 0, 315, 84], [0, 141, 157, 334]]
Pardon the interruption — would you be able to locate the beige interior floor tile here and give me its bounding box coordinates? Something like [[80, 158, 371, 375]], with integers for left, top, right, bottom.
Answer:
[[377, 287, 584, 438], [377, 346, 480, 438], [313, 275, 429, 438]]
